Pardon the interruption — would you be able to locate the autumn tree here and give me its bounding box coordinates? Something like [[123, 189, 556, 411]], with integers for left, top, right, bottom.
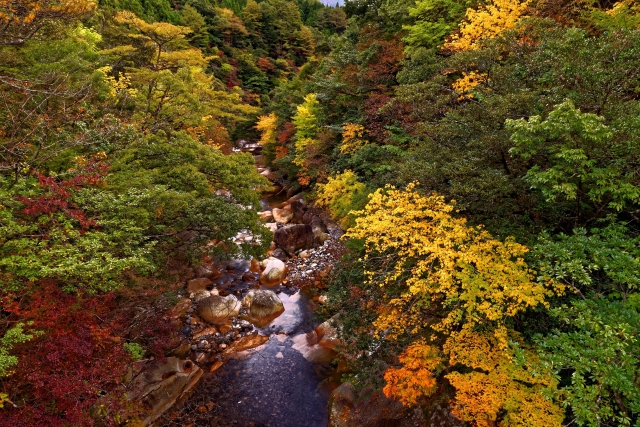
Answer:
[[0, 0, 96, 46], [342, 184, 563, 424], [445, 0, 530, 51]]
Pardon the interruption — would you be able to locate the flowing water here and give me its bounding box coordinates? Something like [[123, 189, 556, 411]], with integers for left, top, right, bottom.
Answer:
[[160, 183, 335, 427]]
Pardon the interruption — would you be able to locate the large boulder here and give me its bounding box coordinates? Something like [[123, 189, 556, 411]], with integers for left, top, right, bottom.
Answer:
[[274, 224, 314, 256], [187, 277, 212, 293], [291, 200, 306, 223], [272, 208, 293, 224], [197, 294, 241, 324], [241, 290, 285, 327], [126, 358, 203, 426], [259, 257, 287, 286]]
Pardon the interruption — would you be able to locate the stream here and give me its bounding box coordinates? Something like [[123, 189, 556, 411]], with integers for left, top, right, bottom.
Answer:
[[158, 156, 337, 427]]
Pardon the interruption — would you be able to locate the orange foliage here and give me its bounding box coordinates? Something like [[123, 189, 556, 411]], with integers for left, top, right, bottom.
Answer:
[[444, 330, 564, 427], [383, 342, 443, 405]]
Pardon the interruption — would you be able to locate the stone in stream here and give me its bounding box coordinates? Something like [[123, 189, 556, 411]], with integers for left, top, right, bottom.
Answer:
[[241, 290, 285, 327], [274, 224, 314, 256], [197, 294, 241, 325], [186, 277, 212, 293], [291, 200, 306, 223], [272, 207, 293, 224], [264, 222, 278, 233], [194, 265, 221, 280], [123, 357, 202, 426], [271, 248, 289, 261], [259, 210, 274, 222], [316, 314, 343, 350], [259, 258, 287, 286]]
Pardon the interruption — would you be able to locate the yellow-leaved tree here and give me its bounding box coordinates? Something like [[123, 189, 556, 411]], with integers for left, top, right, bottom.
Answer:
[[445, 0, 529, 51], [315, 170, 369, 227], [292, 94, 320, 184], [345, 184, 564, 425], [340, 123, 368, 154], [255, 113, 278, 146]]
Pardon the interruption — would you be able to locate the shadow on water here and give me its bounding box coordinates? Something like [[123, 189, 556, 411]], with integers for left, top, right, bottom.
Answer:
[[204, 292, 331, 427], [179, 290, 332, 427]]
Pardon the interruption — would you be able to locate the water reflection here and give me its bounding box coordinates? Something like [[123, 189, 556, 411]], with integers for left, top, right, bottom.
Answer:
[[197, 290, 332, 427]]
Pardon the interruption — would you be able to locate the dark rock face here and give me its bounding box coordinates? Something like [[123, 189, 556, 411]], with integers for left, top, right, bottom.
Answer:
[[291, 200, 306, 223], [271, 248, 289, 261], [302, 208, 322, 225], [274, 224, 314, 256]]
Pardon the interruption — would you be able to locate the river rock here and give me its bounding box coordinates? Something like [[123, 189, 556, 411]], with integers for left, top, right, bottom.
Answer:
[[187, 277, 213, 293], [259, 211, 274, 222], [315, 231, 332, 245], [291, 200, 306, 223], [274, 224, 314, 256], [286, 183, 302, 198], [310, 217, 328, 234], [271, 248, 289, 261], [126, 357, 203, 426], [265, 222, 278, 233], [193, 290, 211, 303], [328, 382, 427, 427], [250, 258, 261, 272], [194, 265, 221, 280], [272, 208, 293, 224], [241, 290, 285, 327], [316, 314, 343, 350], [259, 258, 287, 286], [197, 294, 241, 324]]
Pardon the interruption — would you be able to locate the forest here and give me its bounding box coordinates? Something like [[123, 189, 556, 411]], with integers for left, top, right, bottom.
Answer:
[[0, 0, 639, 426]]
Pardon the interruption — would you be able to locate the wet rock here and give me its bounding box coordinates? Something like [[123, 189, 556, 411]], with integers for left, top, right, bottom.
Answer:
[[241, 290, 285, 327], [316, 314, 343, 350], [286, 183, 302, 198], [187, 277, 213, 293], [241, 272, 256, 282], [126, 357, 203, 426], [197, 295, 241, 325], [274, 224, 314, 256], [271, 248, 289, 262], [249, 258, 261, 273], [259, 211, 274, 222], [310, 217, 327, 234], [223, 333, 269, 354], [195, 265, 221, 280], [259, 258, 287, 286], [291, 200, 306, 223], [328, 382, 427, 427], [315, 231, 332, 245], [302, 209, 320, 225], [167, 341, 191, 359], [298, 250, 311, 259], [168, 298, 192, 320], [193, 290, 211, 303], [192, 326, 219, 339], [272, 208, 293, 224]]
